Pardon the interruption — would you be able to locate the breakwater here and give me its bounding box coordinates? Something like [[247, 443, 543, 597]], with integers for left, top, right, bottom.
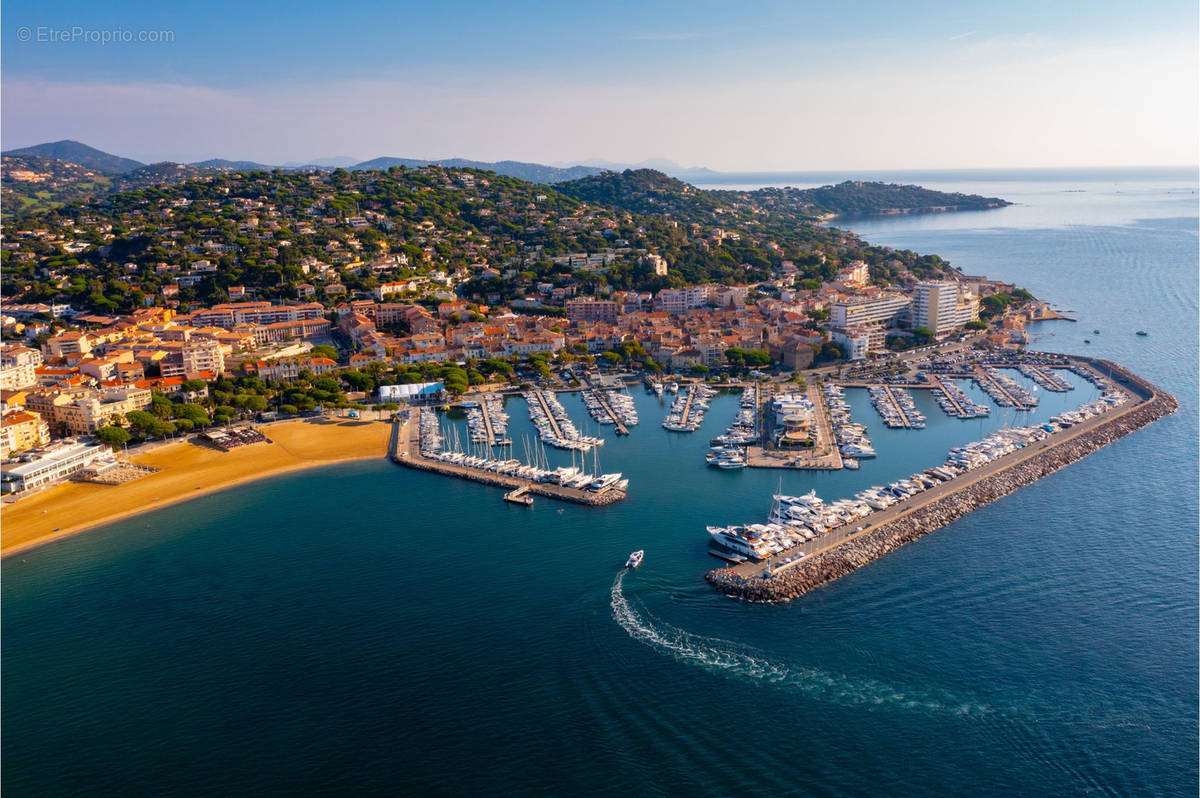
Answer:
[[707, 372, 1177, 602]]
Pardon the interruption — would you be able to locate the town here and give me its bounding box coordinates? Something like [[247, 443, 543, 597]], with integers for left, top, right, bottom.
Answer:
[[0, 166, 1049, 492]]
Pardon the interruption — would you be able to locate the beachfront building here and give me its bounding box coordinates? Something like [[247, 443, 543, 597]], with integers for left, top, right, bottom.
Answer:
[[0, 440, 113, 493], [0, 409, 51, 458], [1, 344, 43, 390], [911, 281, 980, 337]]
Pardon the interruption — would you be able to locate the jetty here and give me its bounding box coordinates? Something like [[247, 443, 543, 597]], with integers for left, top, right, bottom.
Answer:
[[390, 414, 625, 506], [932, 377, 966, 415], [973, 366, 1036, 409], [707, 356, 1177, 602], [530, 390, 565, 439], [881, 385, 918, 427], [504, 485, 534, 506], [679, 388, 696, 427], [594, 390, 630, 436]]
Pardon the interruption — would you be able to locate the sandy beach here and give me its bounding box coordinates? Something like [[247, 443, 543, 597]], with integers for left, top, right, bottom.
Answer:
[[1, 418, 392, 557]]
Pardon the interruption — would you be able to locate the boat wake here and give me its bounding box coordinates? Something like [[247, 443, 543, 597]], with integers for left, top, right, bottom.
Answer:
[[611, 571, 995, 716]]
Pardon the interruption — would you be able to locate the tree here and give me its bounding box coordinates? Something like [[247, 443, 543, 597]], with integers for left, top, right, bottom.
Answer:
[[690, 364, 710, 374], [175, 403, 211, 428], [180, 378, 208, 393], [94, 426, 131, 450], [965, 320, 987, 331], [309, 344, 339, 361], [912, 327, 934, 345]]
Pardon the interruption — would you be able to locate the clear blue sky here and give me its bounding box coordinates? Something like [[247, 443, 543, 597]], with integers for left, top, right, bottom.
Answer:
[[3, 0, 1197, 169]]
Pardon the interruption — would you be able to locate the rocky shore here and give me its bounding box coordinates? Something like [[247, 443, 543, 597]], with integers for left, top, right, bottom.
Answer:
[[706, 383, 1178, 603]]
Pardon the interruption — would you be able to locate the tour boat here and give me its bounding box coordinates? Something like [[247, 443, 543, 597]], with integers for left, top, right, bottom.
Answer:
[[625, 550, 644, 569]]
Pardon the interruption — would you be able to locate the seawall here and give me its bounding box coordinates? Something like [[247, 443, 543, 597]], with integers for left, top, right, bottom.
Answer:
[[706, 371, 1178, 602]]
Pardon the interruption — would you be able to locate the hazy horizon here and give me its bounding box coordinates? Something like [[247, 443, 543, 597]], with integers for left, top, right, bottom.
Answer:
[[3, 0, 1197, 171]]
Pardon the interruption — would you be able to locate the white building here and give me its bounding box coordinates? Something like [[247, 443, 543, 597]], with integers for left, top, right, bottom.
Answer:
[[831, 326, 884, 361], [0, 344, 43, 390], [911, 281, 980, 337], [1, 440, 113, 493], [830, 294, 910, 329]]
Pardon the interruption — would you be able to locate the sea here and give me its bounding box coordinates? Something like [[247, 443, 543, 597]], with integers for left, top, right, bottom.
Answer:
[[3, 168, 1197, 797]]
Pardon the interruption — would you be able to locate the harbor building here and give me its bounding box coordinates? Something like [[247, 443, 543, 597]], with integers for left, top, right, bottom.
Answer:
[[769, 392, 815, 446], [911, 281, 980, 337]]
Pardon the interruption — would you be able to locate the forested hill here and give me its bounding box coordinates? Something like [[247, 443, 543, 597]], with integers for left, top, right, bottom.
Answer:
[[2, 164, 962, 316], [557, 170, 1009, 219]]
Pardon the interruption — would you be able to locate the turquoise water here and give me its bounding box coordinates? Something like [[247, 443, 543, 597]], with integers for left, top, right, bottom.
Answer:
[[4, 170, 1197, 796]]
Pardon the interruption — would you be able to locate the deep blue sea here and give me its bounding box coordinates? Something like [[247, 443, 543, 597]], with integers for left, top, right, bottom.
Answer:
[[4, 168, 1197, 796]]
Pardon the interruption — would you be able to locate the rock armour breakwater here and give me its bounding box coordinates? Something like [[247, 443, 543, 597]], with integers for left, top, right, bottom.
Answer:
[[706, 383, 1178, 603]]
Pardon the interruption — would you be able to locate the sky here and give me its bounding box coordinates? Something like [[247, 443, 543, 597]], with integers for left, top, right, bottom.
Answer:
[[2, 0, 1198, 170]]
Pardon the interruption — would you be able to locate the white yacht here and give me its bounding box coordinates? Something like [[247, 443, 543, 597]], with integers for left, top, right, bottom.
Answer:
[[625, 550, 644, 568]]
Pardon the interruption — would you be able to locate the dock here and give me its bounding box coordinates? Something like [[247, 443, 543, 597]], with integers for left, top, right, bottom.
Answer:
[[678, 387, 696, 427], [478, 395, 498, 446], [880, 385, 918, 427], [593, 390, 630, 436], [973, 366, 1036, 410], [530, 390, 565, 439], [504, 485, 534, 506], [390, 414, 625, 506], [932, 377, 966, 416]]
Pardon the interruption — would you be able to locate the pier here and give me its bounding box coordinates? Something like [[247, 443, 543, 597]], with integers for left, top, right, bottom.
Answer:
[[477, 396, 497, 446], [530, 390, 565, 440], [594, 390, 630, 436], [973, 366, 1036, 409], [880, 385, 918, 427], [932, 377, 966, 415], [390, 414, 625, 506], [708, 357, 1176, 601], [678, 388, 696, 427]]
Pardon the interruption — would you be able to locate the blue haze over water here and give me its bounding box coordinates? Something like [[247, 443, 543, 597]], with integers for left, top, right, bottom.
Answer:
[[3, 168, 1197, 796]]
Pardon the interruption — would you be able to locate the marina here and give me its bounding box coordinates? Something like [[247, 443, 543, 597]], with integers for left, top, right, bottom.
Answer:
[[707, 356, 1177, 599], [930, 377, 990, 419], [391, 409, 627, 505]]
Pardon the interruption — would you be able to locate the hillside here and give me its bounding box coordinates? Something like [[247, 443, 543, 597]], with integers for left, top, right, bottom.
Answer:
[[558, 170, 1009, 221], [1, 155, 114, 214], [1, 165, 964, 316], [2, 140, 144, 175]]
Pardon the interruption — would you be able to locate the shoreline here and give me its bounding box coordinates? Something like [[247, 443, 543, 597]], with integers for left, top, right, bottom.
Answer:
[[706, 361, 1177, 602], [1, 418, 392, 558]]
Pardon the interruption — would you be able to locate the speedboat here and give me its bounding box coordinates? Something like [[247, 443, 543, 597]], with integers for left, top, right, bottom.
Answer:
[[625, 550, 644, 568]]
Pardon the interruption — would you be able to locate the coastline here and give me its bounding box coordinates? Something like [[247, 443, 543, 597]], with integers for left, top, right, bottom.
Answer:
[[707, 362, 1178, 602], [1, 418, 392, 558]]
